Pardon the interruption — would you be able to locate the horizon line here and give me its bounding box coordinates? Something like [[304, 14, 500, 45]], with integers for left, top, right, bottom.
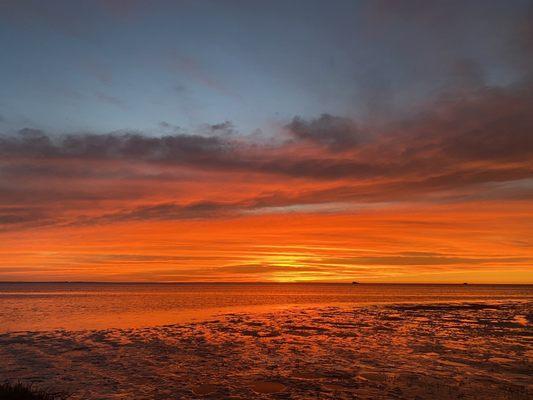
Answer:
[[0, 281, 531, 285]]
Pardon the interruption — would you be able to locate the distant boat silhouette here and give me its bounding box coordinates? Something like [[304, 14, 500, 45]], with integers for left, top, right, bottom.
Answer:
[[352, 281, 360, 285], [463, 282, 469, 285]]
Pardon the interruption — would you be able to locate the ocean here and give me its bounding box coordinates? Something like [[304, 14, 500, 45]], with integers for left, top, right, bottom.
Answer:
[[1, 283, 531, 399], [1, 282, 531, 332]]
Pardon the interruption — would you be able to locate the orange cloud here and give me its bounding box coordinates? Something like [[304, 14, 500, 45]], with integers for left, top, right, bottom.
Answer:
[[1, 201, 531, 283], [1, 82, 532, 282]]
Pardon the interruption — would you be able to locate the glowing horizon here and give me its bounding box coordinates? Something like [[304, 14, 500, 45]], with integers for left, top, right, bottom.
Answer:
[[0, 1, 532, 283]]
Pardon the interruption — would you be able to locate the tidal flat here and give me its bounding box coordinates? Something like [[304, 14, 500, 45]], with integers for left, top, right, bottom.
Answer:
[[0, 301, 531, 399]]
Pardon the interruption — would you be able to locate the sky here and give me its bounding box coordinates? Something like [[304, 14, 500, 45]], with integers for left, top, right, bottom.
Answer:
[[0, 0, 532, 283]]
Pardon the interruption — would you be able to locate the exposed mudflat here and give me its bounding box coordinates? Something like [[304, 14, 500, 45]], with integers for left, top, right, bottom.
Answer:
[[0, 302, 531, 399]]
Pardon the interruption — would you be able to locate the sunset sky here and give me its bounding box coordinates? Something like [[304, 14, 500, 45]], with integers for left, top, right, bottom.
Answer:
[[0, 0, 532, 283]]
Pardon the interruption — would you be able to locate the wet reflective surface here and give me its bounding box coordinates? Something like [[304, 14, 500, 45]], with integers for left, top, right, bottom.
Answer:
[[1, 283, 531, 332], [0, 287, 531, 399]]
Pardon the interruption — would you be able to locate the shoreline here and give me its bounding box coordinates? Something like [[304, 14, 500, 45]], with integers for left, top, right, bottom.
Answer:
[[1, 298, 532, 334], [1, 301, 531, 399]]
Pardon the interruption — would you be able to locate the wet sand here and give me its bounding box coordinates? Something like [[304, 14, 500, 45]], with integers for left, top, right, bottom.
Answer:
[[0, 301, 531, 399]]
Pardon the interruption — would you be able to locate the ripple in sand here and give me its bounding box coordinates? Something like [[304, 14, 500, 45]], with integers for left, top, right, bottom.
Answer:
[[250, 381, 286, 394], [488, 357, 514, 364], [323, 383, 347, 391], [192, 383, 218, 395], [358, 371, 388, 383], [293, 371, 324, 380]]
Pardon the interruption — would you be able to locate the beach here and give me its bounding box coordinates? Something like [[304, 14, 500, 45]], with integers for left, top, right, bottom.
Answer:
[[0, 284, 531, 399], [3, 1, 533, 398]]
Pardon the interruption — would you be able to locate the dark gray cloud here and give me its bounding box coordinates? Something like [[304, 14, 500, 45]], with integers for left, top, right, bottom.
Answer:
[[286, 114, 363, 151], [1, 76, 532, 232], [205, 121, 236, 136], [0, 129, 232, 164], [3, 80, 531, 179], [0, 206, 54, 230], [81, 201, 242, 225], [426, 86, 533, 162]]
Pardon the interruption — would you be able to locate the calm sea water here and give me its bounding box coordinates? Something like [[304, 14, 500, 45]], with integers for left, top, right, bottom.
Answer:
[[0, 283, 531, 332]]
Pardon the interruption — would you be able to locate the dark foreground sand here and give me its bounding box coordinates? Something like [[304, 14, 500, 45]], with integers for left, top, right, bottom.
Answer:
[[0, 302, 531, 399]]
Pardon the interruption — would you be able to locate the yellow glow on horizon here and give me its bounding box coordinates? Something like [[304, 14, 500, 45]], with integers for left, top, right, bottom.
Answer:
[[0, 201, 531, 283]]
